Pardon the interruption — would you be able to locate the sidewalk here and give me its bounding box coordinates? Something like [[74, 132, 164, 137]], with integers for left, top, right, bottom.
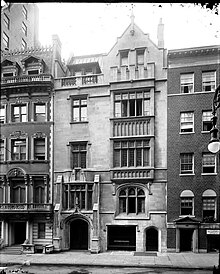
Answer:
[[0, 251, 219, 270]]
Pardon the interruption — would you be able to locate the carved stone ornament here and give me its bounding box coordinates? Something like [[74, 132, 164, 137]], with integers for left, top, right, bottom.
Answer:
[[33, 132, 46, 139], [7, 167, 26, 178], [10, 130, 27, 139]]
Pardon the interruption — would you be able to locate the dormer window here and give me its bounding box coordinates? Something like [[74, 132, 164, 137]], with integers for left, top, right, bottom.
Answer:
[[27, 69, 40, 75], [1, 59, 20, 78], [21, 56, 45, 75]]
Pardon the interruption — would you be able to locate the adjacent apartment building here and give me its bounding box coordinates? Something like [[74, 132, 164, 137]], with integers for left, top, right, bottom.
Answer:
[[0, 35, 65, 253], [1, 3, 39, 52], [53, 18, 168, 253], [167, 45, 220, 253]]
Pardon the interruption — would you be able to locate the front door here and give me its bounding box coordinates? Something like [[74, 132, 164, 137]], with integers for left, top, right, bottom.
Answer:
[[180, 229, 193, 251], [14, 222, 26, 244], [146, 227, 158, 251], [70, 219, 88, 250]]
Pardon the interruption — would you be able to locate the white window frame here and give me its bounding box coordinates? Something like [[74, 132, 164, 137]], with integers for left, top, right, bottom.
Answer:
[[11, 103, 28, 123], [180, 73, 194, 94], [31, 134, 48, 161], [10, 138, 28, 161], [202, 71, 216, 92], [180, 153, 194, 175], [180, 112, 194, 133], [202, 153, 216, 175], [202, 110, 212, 132]]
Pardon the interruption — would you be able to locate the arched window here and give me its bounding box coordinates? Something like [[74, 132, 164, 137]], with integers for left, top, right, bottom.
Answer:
[[11, 180, 25, 203], [180, 190, 194, 216], [119, 186, 145, 214]]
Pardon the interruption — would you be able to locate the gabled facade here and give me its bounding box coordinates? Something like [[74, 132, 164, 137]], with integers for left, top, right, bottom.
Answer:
[[167, 45, 220, 253], [0, 35, 65, 252], [1, 3, 40, 52], [53, 18, 167, 253]]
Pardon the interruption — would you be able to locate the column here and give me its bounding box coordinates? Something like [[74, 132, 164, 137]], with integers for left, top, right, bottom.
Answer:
[[6, 177, 10, 202], [176, 228, 180, 252], [193, 228, 199, 253], [5, 221, 9, 246], [29, 176, 33, 203], [24, 175, 28, 203], [44, 176, 48, 203]]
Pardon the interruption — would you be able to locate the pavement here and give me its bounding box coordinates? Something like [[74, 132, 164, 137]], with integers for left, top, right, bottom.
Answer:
[[0, 250, 219, 271]]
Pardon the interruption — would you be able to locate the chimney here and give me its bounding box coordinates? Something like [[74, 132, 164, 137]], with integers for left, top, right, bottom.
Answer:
[[157, 18, 164, 49]]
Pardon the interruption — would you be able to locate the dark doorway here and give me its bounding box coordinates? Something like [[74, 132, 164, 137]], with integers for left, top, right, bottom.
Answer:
[[180, 229, 193, 251], [207, 235, 220, 253], [146, 227, 158, 251], [14, 222, 26, 244], [70, 219, 88, 250], [108, 225, 136, 251]]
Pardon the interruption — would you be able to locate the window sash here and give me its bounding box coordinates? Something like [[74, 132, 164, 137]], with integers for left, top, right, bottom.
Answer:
[[72, 98, 87, 122], [181, 198, 193, 215], [38, 223, 45, 239], [180, 154, 193, 173], [12, 105, 27, 122], [34, 139, 45, 160], [180, 74, 194, 93], [35, 104, 46, 121], [12, 140, 26, 160], [202, 72, 215, 92], [180, 112, 194, 132]]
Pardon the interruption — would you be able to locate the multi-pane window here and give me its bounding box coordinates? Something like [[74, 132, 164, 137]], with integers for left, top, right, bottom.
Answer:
[[34, 179, 45, 203], [22, 5, 27, 20], [22, 22, 27, 36], [64, 184, 93, 210], [27, 69, 39, 75], [136, 49, 145, 65], [114, 140, 150, 168], [72, 98, 87, 122], [11, 180, 25, 203], [38, 223, 45, 239], [71, 143, 87, 168], [4, 14, 10, 29], [0, 140, 4, 162], [3, 32, 9, 48], [202, 111, 212, 132], [114, 91, 150, 117], [11, 139, 26, 160], [181, 197, 193, 215], [34, 104, 46, 122], [203, 198, 216, 221], [119, 187, 145, 214], [12, 105, 27, 122], [2, 72, 13, 77], [120, 51, 129, 66], [202, 153, 216, 173], [180, 112, 194, 133], [180, 153, 194, 174], [22, 38, 27, 50], [34, 138, 45, 160], [180, 73, 194, 93], [202, 71, 216, 92], [0, 106, 5, 124]]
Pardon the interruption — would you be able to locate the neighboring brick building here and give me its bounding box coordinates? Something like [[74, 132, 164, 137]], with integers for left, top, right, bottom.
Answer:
[[53, 18, 168, 253], [167, 45, 220, 253], [1, 3, 39, 52], [0, 35, 65, 253]]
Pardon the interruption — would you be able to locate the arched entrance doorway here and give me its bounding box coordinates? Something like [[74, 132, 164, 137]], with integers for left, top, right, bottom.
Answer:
[[70, 219, 88, 250], [146, 227, 158, 251]]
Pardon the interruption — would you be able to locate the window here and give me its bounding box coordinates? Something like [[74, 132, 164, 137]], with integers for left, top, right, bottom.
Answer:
[[34, 179, 45, 203], [11, 180, 25, 203], [181, 197, 193, 215], [114, 91, 150, 117], [136, 49, 145, 65], [38, 223, 45, 239], [22, 22, 27, 36], [180, 153, 194, 174], [0, 106, 6, 124], [27, 70, 39, 75], [114, 140, 150, 168], [3, 32, 9, 48], [22, 39, 27, 50], [12, 104, 27, 122], [64, 183, 93, 210], [120, 51, 129, 66], [71, 143, 87, 168], [180, 112, 194, 133], [22, 5, 27, 20], [202, 153, 216, 173], [119, 187, 145, 214], [202, 111, 212, 132], [202, 190, 217, 222], [72, 98, 87, 122], [180, 73, 194, 93], [11, 139, 26, 160], [2, 72, 13, 77], [34, 104, 46, 122], [34, 138, 45, 160], [4, 14, 10, 29], [0, 140, 4, 162], [202, 71, 216, 92]]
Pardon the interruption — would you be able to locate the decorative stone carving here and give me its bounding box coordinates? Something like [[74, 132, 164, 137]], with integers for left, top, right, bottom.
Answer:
[[7, 167, 26, 178], [10, 130, 27, 139]]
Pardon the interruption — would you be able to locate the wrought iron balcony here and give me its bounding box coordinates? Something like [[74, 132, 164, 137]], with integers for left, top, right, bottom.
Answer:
[[1, 74, 53, 85], [0, 203, 52, 212], [55, 73, 104, 88]]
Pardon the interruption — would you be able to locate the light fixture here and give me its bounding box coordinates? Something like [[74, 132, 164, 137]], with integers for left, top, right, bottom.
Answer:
[[208, 116, 220, 153]]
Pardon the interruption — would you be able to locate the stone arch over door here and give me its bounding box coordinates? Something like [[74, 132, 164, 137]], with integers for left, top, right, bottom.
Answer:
[[145, 226, 158, 252], [64, 214, 92, 250]]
